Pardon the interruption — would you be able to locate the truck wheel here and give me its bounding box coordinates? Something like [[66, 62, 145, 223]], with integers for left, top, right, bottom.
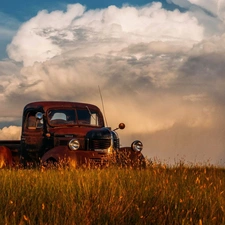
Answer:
[[43, 158, 59, 168]]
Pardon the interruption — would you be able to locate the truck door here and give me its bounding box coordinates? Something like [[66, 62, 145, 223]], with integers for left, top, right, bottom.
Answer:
[[21, 110, 44, 163]]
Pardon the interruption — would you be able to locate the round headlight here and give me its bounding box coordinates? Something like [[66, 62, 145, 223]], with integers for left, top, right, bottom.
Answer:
[[131, 140, 143, 152], [68, 139, 80, 151]]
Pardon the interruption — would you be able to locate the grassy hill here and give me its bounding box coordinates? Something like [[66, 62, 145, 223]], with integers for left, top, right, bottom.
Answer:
[[0, 162, 224, 225]]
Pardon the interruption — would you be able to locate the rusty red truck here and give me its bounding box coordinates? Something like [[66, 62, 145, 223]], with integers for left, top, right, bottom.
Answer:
[[0, 101, 145, 168]]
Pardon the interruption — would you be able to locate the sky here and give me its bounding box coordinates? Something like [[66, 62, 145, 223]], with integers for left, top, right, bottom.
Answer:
[[1, 0, 225, 165]]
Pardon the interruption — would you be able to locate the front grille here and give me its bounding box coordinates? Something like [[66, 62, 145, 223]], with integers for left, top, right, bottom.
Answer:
[[113, 139, 120, 149], [56, 138, 85, 149], [59, 140, 69, 145], [89, 139, 111, 150]]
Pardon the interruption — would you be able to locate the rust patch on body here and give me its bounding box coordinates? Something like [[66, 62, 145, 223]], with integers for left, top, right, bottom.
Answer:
[[0, 146, 13, 168]]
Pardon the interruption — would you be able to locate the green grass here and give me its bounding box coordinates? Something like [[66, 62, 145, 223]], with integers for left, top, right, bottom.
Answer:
[[0, 162, 225, 225]]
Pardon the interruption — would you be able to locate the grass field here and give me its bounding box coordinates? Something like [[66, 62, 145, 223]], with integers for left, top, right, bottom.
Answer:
[[0, 162, 225, 225]]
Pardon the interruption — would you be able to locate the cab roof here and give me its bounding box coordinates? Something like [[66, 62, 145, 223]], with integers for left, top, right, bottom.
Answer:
[[24, 101, 101, 112]]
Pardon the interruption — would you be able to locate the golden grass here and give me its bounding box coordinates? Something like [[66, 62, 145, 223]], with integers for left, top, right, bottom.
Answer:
[[0, 162, 225, 225]]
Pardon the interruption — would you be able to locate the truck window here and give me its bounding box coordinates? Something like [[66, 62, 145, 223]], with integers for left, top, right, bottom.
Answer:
[[26, 112, 43, 130], [77, 109, 99, 126], [51, 112, 67, 120], [90, 113, 98, 126], [27, 116, 36, 129], [48, 109, 76, 125], [47, 108, 100, 126]]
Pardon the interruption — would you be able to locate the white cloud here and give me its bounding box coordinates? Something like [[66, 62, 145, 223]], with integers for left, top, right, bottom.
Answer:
[[191, 34, 225, 55], [168, 0, 225, 36], [7, 4, 85, 66], [188, 0, 225, 20], [0, 126, 21, 140], [169, 0, 225, 18], [7, 2, 204, 66], [1, 2, 225, 164]]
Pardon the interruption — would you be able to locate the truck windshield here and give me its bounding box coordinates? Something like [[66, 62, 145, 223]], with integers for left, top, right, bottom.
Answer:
[[47, 108, 100, 126]]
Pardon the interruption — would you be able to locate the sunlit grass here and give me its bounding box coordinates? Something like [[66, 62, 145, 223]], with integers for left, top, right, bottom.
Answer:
[[0, 161, 225, 225]]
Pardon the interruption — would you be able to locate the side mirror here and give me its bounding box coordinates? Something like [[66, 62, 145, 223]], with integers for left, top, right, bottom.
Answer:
[[35, 112, 43, 120], [113, 123, 125, 131], [119, 123, 125, 130]]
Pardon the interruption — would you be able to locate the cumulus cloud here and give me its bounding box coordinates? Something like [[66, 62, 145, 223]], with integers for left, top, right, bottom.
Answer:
[[0, 126, 21, 140], [188, 0, 225, 20], [7, 2, 203, 66], [1, 2, 225, 164], [168, 0, 225, 36], [168, 0, 225, 17]]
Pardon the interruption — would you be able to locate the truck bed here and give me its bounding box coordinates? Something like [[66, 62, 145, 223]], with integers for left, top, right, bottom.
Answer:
[[0, 140, 21, 163], [0, 140, 21, 152]]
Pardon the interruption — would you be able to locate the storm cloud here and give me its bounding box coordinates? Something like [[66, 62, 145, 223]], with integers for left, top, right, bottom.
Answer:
[[1, 1, 225, 165]]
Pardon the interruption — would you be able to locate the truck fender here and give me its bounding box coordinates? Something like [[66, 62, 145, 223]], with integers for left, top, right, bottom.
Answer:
[[41, 146, 78, 167], [0, 146, 13, 168]]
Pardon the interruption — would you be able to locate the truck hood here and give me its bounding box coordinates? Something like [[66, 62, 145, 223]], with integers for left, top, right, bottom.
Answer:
[[48, 126, 100, 137]]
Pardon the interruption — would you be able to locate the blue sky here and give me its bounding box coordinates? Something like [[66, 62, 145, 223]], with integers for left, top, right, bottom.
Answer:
[[1, 0, 175, 21], [1, 0, 225, 164]]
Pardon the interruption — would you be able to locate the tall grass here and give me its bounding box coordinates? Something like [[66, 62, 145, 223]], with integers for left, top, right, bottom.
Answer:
[[0, 163, 225, 225]]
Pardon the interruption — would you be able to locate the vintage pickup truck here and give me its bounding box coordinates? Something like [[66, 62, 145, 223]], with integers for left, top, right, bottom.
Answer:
[[0, 101, 145, 168]]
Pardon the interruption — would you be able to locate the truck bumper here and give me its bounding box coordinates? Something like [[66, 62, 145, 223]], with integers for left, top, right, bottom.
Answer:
[[41, 146, 113, 167], [41, 146, 145, 168]]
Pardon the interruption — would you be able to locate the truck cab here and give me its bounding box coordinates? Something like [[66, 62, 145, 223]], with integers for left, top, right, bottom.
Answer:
[[18, 101, 145, 167]]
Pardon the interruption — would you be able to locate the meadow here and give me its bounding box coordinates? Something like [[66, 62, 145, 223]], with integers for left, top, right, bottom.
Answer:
[[0, 162, 225, 225]]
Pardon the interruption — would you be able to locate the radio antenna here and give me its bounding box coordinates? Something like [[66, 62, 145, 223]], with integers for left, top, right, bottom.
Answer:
[[98, 86, 108, 127]]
